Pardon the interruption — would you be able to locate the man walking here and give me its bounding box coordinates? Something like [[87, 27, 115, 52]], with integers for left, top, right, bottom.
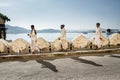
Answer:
[[94, 23, 103, 48]]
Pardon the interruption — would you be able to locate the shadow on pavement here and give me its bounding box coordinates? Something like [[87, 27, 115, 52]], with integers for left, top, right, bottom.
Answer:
[[110, 55, 120, 58], [17, 59, 29, 62], [36, 60, 58, 72], [71, 57, 103, 67]]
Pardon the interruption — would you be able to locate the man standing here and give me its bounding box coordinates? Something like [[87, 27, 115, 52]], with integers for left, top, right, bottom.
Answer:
[[60, 24, 68, 51], [28, 25, 37, 54], [60, 24, 66, 40], [94, 23, 103, 48]]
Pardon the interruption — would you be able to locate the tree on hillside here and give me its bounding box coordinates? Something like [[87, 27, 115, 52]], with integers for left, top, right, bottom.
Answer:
[[0, 13, 11, 24], [0, 13, 11, 40]]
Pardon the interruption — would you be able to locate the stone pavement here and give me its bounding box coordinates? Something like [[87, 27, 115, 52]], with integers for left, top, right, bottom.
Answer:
[[0, 54, 120, 80]]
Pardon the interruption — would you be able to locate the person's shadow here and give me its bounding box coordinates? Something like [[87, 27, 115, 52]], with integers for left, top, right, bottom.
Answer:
[[71, 57, 103, 67], [110, 55, 120, 58], [36, 59, 58, 72]]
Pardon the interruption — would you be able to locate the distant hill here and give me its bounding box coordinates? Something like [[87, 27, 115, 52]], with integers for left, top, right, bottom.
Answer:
[[5, 25, 120, 34], [6, 25, 29, 34], [5, 25, 60, 34], [37, 29, 60, 33]]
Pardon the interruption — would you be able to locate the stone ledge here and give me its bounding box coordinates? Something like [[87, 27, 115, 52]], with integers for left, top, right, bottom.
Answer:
[[0, 48, 120, 62]]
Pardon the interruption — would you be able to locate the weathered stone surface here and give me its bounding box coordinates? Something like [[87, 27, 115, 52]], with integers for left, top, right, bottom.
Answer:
[[9, 38, 30, 54], [72, 35, 90, 49], [101, 36, 109, 46], [109, 33, 120, 46], [0, 54, 120, 80], [61, 39, 69, 50], [90, 35, 109, 47], [36, 37, 49, 52], [0, 48, 120, 62], [36, 37, 49, 49], [0, 39, 9, 53], [51, 37, 69, 51], [51, 37, 61, 51]]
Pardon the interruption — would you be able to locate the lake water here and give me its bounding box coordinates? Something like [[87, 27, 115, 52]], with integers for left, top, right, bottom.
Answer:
[[6, 33, 108, 42]]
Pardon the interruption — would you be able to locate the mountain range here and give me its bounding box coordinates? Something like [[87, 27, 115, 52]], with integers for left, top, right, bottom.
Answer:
[[6, 25, 29, 34], [5, 25, 120, 34], [5, 25, 60, 34]]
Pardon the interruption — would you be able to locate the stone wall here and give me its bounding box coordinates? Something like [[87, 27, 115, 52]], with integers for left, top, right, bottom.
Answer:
[[0, 33, 120, 54]]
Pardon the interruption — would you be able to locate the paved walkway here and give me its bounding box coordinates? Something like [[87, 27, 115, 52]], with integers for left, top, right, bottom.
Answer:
[[0, 54, 120, 80]]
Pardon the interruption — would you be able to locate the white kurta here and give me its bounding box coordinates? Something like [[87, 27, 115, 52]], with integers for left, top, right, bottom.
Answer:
[[94, 27, 102, 48], [60, 28, 68, 50], [61, 28, 66, 40], [30, 30, 37, 53]]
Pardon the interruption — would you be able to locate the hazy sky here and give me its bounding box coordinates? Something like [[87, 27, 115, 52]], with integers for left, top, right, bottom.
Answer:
[[0, 0, 120, 30]]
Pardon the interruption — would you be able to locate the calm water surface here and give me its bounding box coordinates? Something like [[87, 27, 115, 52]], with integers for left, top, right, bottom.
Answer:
[[6, 33, 108, 42]]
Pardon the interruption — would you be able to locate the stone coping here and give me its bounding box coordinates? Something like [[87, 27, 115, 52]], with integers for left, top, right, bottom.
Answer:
[[0, 47, 120, 62]]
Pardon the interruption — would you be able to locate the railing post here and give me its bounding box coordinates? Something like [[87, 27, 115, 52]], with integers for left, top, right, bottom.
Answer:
[[90, 42, 92, 49], [49, 42, 51, 52], [29, 46, 31, 53], [7, 47, 10, 53], [70, 43, 72, 50]]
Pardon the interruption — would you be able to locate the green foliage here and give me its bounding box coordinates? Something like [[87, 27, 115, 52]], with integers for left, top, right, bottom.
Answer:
[[0, 13, 11, 22]]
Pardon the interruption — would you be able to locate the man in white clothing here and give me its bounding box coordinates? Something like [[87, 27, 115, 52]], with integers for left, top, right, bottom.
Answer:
[[28, 25, 37, 54], [61, 24, 66, 40], [94, 23, 103, 48], [60, 24, 68, 51]]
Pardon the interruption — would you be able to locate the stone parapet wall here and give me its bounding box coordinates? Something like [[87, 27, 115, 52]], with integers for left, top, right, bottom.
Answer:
[[0, 33, 120, 54]]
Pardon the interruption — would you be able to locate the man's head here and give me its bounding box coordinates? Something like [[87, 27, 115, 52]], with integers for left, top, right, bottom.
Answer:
[[31, 25, 34, 30], [96, 23, 100, 28], [60, 24, 65, 29]]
